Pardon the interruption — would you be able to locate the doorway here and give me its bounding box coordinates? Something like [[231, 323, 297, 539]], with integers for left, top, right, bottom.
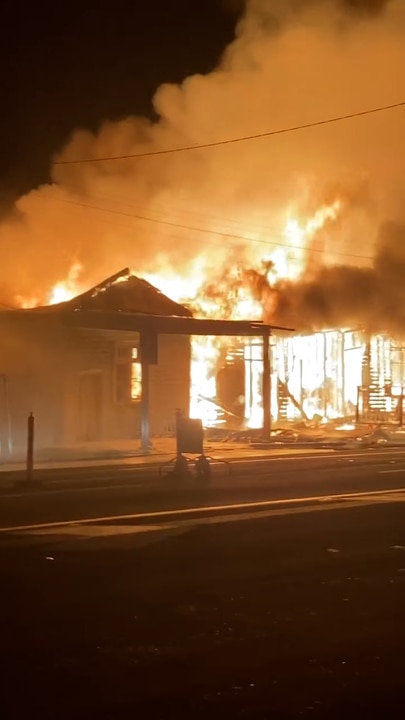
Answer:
[[78, 371, 102, 441]]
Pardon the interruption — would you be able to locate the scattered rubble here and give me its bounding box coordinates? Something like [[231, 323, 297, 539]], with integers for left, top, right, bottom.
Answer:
[[206, 418, 405, 449]]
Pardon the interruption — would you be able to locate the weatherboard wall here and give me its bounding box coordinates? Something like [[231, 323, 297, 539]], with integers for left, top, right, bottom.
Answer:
[[0, 316, 191, 459]]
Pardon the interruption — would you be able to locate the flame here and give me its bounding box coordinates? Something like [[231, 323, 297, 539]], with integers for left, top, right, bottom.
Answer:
[[15, 262, 83, 309], [144, 200, 342, 310], [141, 200, 342, 427], [14, 200, 342, 430], [48, 262, 83, 305], [17, 295, 40, 309]]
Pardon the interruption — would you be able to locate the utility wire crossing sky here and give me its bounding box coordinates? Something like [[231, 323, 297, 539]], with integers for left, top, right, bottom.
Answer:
[[53, 100, 405, 165], [58, 196, 377, 263]]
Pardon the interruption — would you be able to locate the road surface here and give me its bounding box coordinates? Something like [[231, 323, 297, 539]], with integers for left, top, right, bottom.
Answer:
[[0, 447, 405, 529], [0, 483, 404, 718]]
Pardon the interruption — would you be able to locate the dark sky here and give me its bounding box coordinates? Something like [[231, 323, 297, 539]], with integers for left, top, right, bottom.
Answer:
[[0, 0, 392, 204], [0, 0, 239, 200]]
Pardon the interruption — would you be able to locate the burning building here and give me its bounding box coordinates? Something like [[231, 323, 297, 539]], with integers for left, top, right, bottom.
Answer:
[[231, 330, 405, 429], [1, 258, 405, 463], [0, 270, 191, 459], [0, 268, 280, 460], [1, 2, 405, 451]]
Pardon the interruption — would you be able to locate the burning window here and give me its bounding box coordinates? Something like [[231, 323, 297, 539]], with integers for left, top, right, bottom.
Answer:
[[115, 345, 142, 403]]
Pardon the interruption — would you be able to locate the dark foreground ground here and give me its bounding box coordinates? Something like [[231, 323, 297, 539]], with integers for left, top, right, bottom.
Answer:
[[0, 502, 404, 719]]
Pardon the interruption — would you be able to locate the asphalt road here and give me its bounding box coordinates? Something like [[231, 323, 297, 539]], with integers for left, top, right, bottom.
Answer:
[[0, 448, 405, 529], [0, 496, 404, 719]]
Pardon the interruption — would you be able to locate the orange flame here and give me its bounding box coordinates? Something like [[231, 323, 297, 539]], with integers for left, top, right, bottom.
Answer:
[[14, 200, 342, 429], [48, 262, 83, 305], [15, 262, 83, 309]]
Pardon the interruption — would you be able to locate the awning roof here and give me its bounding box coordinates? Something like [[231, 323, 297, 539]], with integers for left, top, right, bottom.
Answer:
[[2, 267, 293, 336], [59, 309, 292, 337]]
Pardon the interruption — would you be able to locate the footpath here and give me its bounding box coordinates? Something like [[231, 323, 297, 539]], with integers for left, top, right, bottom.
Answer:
[[0, 437, 338, 489]]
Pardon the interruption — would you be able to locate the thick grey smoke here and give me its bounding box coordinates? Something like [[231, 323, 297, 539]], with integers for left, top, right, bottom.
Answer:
[[246, 220, 405, 333], [193, 218, 405, 333], [0, 0, 404, 326]]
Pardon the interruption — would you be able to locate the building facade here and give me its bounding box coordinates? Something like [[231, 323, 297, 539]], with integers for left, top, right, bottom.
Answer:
[[0, 273, 191, 460]]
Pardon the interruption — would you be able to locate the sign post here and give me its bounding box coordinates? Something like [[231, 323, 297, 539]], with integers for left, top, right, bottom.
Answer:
[[140, 331, 158, 455]]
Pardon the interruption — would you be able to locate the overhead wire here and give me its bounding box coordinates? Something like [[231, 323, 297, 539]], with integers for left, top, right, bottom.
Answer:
[[63, 186, 300, 240], [56, 195, 376, 262], [52, 100, 405, 165]]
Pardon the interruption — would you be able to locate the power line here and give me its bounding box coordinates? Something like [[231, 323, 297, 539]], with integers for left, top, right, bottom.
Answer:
[[64, 185, 301, 239], [65, 187, 368, 259], [62, 184, 375, 262], [53, 100, 405, 165], [57, 196, 375, 262]]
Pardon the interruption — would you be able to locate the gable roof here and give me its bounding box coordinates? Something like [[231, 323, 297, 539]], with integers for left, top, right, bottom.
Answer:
[[69, 269, 192, 317], [31, 268, 193, 318], [0, 268, 288, 337]]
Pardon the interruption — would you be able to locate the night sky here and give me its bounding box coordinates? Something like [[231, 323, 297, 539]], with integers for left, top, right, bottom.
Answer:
[[0, 0, 401, 325], [0, 0, 239, 202], [0, 0, 393, 206]]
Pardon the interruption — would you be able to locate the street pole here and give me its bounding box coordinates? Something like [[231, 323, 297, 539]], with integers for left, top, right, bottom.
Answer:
[[140, 361, 150, 454], [355, 386, 360, 423], [0, 374, 12, 459], [400, 348, 404, 427], [26, 412, 35, 483], [262, 329, 271, 442]]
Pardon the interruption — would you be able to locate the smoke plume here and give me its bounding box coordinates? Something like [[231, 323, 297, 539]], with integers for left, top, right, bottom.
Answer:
[[0, 0, 405, 332], [242, 220, 405, 333]]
